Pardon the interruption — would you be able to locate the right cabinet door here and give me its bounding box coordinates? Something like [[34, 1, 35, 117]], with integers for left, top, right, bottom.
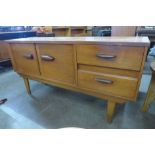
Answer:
[[37, 44, 75, 85]]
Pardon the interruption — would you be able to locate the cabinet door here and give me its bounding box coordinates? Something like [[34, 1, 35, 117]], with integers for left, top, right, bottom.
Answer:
[[11, 43, 40, 76], [37, 44, 75, 84]]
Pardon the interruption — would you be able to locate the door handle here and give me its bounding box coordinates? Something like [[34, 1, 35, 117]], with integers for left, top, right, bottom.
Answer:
[[41, 55, 55, 61], [96, 53, 116, 60], [95, 77, 113, 84], [23, 53, 34, 60]]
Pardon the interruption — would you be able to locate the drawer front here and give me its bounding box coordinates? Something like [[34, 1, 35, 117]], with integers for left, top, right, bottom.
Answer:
[[37, 44, 75, 84], [77, 45, 144, 71], [78, 70, 138, 99], [11, 43, 40, 76]]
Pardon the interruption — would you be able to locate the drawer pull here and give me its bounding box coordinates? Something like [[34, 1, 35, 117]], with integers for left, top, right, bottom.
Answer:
[[96, 53, 116, 60], [41, 55, 55, 61], [23, 53, 34, 59], [95, 78, 113, 84]]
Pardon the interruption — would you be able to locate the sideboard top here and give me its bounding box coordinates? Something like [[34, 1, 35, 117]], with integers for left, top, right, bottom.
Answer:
[[5, 36, 150, 47]]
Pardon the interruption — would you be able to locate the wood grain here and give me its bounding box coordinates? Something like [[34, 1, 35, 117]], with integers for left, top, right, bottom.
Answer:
[[36, 44, 75, 85], [107, 100, 116, 123], [0, 42, 10, 60], [78, 69, 138, 100], [21, 73, 126, 103], [10, 43, 40, 76], [7, 36, 149, 123], [5, 36, 150, 47], [77, 45, 144, 71]]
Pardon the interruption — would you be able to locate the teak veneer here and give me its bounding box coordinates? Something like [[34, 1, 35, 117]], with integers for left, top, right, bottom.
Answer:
[[6, 37, 150, 123]]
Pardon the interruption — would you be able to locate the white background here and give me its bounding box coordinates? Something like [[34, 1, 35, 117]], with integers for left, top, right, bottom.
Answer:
[[0, 0, 155, 25]]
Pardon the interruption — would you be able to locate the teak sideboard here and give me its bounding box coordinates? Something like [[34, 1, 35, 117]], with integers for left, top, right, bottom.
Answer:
[[6, 37, 150, 122]]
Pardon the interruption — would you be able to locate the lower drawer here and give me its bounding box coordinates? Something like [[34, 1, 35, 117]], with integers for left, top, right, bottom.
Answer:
[[78, 69, 138, 100]]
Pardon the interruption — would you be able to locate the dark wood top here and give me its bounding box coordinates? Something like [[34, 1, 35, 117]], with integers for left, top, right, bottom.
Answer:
[[5, 36, 150, 47]]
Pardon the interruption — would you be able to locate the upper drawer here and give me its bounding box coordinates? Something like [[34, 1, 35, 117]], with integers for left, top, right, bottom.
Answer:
[[76, 45, 144, 71]]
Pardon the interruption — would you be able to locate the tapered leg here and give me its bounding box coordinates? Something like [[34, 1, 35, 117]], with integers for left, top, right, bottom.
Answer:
[[23, 77, 31, 95], [107, 100, 116, 123], [141, 74, 155, 112]]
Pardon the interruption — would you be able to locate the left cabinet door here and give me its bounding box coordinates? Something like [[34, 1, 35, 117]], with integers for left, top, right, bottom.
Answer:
[[10, 43, 40, 76]]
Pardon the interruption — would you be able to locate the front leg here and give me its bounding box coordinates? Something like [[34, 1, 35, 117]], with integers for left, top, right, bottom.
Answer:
[[107, 100, 117, 123], [23, 77, 31, 95]]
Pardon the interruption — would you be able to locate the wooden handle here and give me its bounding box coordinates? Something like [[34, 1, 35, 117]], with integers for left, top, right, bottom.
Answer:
[[96, 53, 116, 60], [41, 55, 55, 61], [23, 53, 34, 59], [95, 77, 113, 84]]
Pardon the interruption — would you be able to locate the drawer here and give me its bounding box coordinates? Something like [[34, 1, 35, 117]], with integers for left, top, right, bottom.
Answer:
[[78, 69, 138, 99], [77, 45, 144, 71], [11, 43, 40, 76], [36, 44, 75, 84]]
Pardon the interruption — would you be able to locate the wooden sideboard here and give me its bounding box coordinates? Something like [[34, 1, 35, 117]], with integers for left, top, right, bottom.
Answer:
[[6, 37, 150, 122]]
